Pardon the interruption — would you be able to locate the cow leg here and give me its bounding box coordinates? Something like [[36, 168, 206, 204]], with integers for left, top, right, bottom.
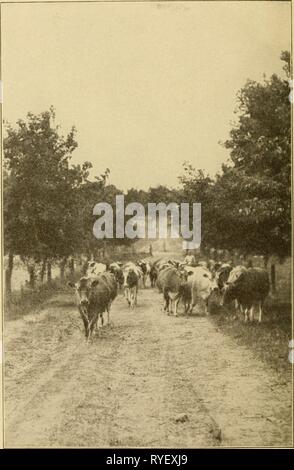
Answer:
[[80, 311, 88, 339], [188, 301, 194, 315], [163, 297, 169, 312], [189, 291, 196, 314], [163, 289, 169, 313], [129, 288, 134, 309], [85, 320, 91, 342], [88, 315, 98, 341], [204, 299, 209, 315], [125, 288, 131, 306], [173, 298, 179, 316], [106, 301, 112, 326], [132, 291, 136, 308]]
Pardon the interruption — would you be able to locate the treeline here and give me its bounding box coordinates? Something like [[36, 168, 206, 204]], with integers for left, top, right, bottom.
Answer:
[[3, 108, 132, 293], [3, 52, 291, 293], [127, 51, 291, 262]]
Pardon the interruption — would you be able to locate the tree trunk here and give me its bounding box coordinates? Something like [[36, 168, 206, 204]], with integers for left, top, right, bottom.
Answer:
[[59, 257, 67, 280], [69, 258, 75, 277], [5, 252, 14, 295], [40, 258, 47, 284], [47, 261, 52, 284], [271, 264, 276, 294], [28, 264, 35, 289]]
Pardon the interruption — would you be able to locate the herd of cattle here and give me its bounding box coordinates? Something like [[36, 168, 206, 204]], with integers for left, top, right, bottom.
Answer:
[[68, 257, 270, 341]]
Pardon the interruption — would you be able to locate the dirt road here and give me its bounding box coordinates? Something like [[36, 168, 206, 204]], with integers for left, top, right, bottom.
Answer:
[[4, 288, 292, 448]]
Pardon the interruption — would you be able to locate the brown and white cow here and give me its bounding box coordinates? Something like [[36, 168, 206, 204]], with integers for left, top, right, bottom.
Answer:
[[186, 266, 214, 315], [156, 265, 189, 316], [137, 260, 151, 288], [123, 263, 140, 308], [68, 275, 114, 342]]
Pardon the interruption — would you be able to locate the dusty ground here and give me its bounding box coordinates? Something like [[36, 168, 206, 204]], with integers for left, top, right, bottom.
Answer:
[[4, 287, 293, 448]]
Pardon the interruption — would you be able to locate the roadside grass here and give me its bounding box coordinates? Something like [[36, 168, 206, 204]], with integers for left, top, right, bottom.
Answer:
[[4, 280, 69, 321], [209, 296, 292, 377]]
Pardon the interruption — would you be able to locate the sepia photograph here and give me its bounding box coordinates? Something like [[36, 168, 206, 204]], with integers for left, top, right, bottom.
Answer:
[[0, 0, 292, 450]]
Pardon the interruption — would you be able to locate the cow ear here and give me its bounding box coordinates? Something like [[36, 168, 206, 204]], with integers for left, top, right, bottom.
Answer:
[[68, 281, 76, 288], [91, 279, 99, 287]]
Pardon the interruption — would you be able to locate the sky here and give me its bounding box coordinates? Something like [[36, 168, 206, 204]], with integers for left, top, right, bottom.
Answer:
[[2, 1, 291, 191]]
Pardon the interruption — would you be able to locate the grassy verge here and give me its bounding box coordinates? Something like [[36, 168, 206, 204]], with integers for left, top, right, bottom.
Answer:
[[4, 279, 72, 321], [209, 297, 292, 377]]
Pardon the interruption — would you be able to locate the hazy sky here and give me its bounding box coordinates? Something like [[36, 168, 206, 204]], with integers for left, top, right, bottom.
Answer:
[[2, 1, 291, 191]]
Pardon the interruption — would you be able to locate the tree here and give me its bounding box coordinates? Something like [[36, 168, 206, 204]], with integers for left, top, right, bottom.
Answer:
[[3, 107, 88, 291], [178, 52, 291, 260], [223, 51, 291, 258]]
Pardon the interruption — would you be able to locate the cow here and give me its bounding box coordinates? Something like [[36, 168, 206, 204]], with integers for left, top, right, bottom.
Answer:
[[137, 260, 151, 288], [149, 264, 158, 287], [214, 263, 233, 290], [156, 266, 188, 316], [186, 266, 214, 315], [221, 267, 270, 322], [108, 262, 124, 289], [123, 264, 140, 308], [68, 276, 112, 342], [86, 261, 107, 277], [154, 258, 181, 273]]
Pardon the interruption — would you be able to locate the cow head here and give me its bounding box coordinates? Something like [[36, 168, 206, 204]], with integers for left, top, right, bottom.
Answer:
[[219, 266, 246, 306], [123, 268, 138, 288], [137, 261, 147, 275], [109, 264, 124, 287], [68, 277, 99, 307], [214, 264, 232, 290]]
